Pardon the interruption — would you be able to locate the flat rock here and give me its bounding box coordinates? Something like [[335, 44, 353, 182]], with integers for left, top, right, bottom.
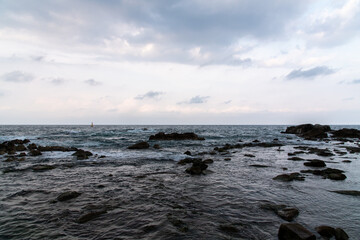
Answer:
[[278, 223, 316, 240], [32, 164, 56, 171], [277, 207, 299, 221], [149, 132, 205, 141], [57, 191, 81, 201], [244, 154, 255, 157], [273, 172, 304, 182], [288, 157, 304, 161], [304, 160, 326, 167], [128, 141, 150, 149], [331, 190, 360, 196], [332, 128, 360, 138]]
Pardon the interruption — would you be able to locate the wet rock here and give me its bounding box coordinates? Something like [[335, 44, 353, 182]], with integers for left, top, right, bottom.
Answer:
[[57, 191, 81, 201], [149, 132, 205, 141], [98, 155, 106, 158], [218, 224, 239, 233], [244, 154, 255, 157], [128, 141, 150, 149], [4, 156, 17, 162], [224, 158, 231, 161], [315, 225, 335, 238], [343, 146, 360, 153], [301, 168, 346, 181], [332, 128, 360, 138], [32, 164, 56, 171], [304, 159, 326, 167], [38, 146, 78, 152], [335, 228, 349, 240], [278, 223, 316, 240], [178, 158, 201, 165], [288, 157, 304, 161], [273, 172, 305, 182], [27, 143, 38, 150], [284, 124, 331, 139], [253, 139, 260, 143], [185, 159, 208, 175], [203, 159, 214, 164], [328, 173, 347, 180], [15, 144, 27, 151], [277, 207, 299, 221], [153, 144, 161, 149], [250, 164, 270, 168], [29, 149, 42, 156], [331, 190, 360, 196], [72, 149, 93, 159], [184, 150, 192, 155], [342, 160, 351, 163], [334, 149, 347, 156], [18, 152, 27, 157], [77, 210, 107, 223]]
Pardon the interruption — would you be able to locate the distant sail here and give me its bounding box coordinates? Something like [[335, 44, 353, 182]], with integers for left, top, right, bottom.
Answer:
[[91, 122, 94, 127]]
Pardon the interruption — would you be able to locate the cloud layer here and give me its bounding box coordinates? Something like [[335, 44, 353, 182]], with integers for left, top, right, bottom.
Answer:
[[1, 71, 34, 83], [286, 66, 335, 80]]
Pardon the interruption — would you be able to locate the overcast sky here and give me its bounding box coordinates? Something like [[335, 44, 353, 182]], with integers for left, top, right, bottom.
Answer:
[[1, 0, 360, 124]]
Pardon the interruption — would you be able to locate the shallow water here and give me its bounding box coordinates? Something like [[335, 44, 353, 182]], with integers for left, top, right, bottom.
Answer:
[[0, 125, 359, 239]]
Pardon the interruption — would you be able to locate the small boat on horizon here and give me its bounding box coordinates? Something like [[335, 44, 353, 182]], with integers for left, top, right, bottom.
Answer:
[[91, 122, 94, 127]]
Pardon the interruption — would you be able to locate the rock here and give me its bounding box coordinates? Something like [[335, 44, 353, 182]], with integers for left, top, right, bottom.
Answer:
[[332, 128, 360, 138], [301, 168, 346, 181], [284, 124, 331, 139], [218, 224, 239, 233], [184, 150, 192, 155], [15, 144, 27, 151], [203, 159, 214, 164], [288, 157, 304, 161], [153, 144, 161, 149], [72, 149, 93, 159], [328, 173, 347, 180], [331, 190, 360, 196], [29, 149, 42, 156], [343, 146, 360, 153], [253, 139, 260, 143], [250, 164, 269, 168], [4, 156, 17, 162], [342, 160, 351, 163], [178, 158, 199, 165], [224, 158, 231, 161], [278, 223, 316, 240], [127, 141, 150, 149], [57, 191, 81, 201], [32, 164, 56, 171], [315, 225, 335, 238], [273, 172, 305, 182], [244, 154, 255, 157], [335, 228, 349, 240], [27, 143, 38, 150], [149, 132, 205, 141], [19, 152, 27, 157], [38, 146, 78, 152], [277, 207, 299, 221], [77, 210, 107, 223], [304, 160, 326, 167], [185, 159, 208, 175]]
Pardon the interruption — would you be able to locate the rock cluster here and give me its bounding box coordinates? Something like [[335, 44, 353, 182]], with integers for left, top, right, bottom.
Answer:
[[149, 132, 205, 141], [128, 141, 150, 149], [301, 168, 346, 180], [284, 124, 331, 139]]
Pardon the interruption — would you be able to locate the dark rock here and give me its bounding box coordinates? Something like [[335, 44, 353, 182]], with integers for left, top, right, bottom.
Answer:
[[335, 228, 349, 240], [315, 225, 335, 238], [19, 152, 27, 157], [178, 158, 199, 165], [332, 128, 360, 138], [149, 132, 205, 141], [184, 150, 192, 155], [72, 149, 93, 159], [98, 155, 106, 158], [203, 159, 214, 164], [15, 144, 27, 151], [38, 146, 78, 152], [128, 141, 150, 149], [328, 173, 347, 180], [343, 146, 360, 153], [278, 223, 316, 240], [288, 157, 304, 161], [32, 164, 56, 171], [342, 160, 351, 163], [284, 124, 331, 139], [250, 164, 269, 168], [244, 154, 255, 157], [331, 190, 360, 196], [4, 156, 17, 162], [277, 207, 299, 221], [27, 143, 38, 150], [77, 210, 107, 223], [224, 158, 231, 161], [273, 172, 305, 182], [57, 191, 81, 201], [218, 224, 239, 233], [301, 168, 346, 181], [153, 144, 161, 149], [304, 160, 326, 167], [29, 149, 42, 156], [253, 139, 260, 143], [185, 159, 208, 175]]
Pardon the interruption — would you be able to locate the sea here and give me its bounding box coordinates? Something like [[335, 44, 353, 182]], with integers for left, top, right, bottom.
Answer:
[[0, 125, 359, 239]]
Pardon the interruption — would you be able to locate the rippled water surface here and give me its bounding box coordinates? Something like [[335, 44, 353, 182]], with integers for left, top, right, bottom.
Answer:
[[1, 125, 359, 239]]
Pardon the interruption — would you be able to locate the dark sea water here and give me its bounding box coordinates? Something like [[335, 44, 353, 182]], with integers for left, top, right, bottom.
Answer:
[[0, 125, 359, 239]]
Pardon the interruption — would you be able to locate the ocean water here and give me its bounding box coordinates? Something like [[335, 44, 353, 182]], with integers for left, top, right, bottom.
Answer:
[[0, 125, 359, 239]]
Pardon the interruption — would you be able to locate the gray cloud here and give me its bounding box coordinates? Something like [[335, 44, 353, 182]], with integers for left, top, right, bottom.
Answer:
[[49, 78, 65, 85], [224, 100, 232, 104], [84, 79, 101, 86], [179, 95, 210, 104], [31, 55, 45, 62], [1, 71, 34, 83], [350, 79, 360, 84], [286, 66, 335, 80], [135, 91, 164, 100]]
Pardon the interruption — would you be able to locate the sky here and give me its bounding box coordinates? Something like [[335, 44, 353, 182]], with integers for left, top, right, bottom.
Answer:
[[0, 0, 360, 124]]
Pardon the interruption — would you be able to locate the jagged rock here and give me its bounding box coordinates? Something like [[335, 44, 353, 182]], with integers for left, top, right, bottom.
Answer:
[[261, 203, 299, 221], [273, 172, 305, 182], [72, 149, 93, 159], [27, 143, 38, 150], [32, 164, 56, 171], [128, 141, 150, 149], [304, 160, 326, 167], [301, 168, 346, 181], [278, 223, 316, 240], [244, 154, 255, 157], [153, 144, 161, 149], [149, 132, 205, 141], [185, 159, 208, 175], [332, 128, 360, 138], [284, 124, 331, 138], [29, 149, 42, 156], [315, 225, 335, 238], [57, 191, 81, 201], [331, 190, 360, 196], [15, 144, 27, 151], [184, 150, 192, 155]]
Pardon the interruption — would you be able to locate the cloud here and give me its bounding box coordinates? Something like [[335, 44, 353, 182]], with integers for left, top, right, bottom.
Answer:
[[1, 71, 34, 82], [350, 79, 360, 84], [135, 91, 164, 100], [84, 79, 101, 86], [224, 100, 232, 104], [49, 78, 65, 85], [286, 66, 335, 80], [179, 95, 210, 104], [31, 55, 45, 62]]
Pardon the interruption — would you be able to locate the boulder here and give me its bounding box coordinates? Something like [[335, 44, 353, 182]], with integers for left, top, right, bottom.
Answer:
[[301, 168, 346, 181], [57, 191, 81, 201], [273, 172, 305, 182], [149, 132, 205, 141], [77, 210, 107, 223], [72, 149, 93, 159], [29, 149, 42, 156], [315, 225, 335, 238], [184, 150, 192, 155], [185, 159, 208, 175], [278, 223, 316, 240], [332, 128, 360, 138], [127, 141, 150, 150], [304, 160, 326, 167], [335, 228, 349, 240], [277, 207, 299, 221], [284, 124, 331, 139]]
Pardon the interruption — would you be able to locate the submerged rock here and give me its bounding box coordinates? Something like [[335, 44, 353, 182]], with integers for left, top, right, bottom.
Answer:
[[301, 168, 346, 181], [32, 164, 56, 172], [278, 223, 316, 240], [185, 159, 208, 175], [77, 210, 107, 223], [244, 154, 255, 157], [273, 172, 304, 182], [57, 191, 81, 201], [128, 141, 150, 150], [260, 203, 299, 221], [29, 149, 42, 156], [149, 132, 205, 141], [72, 149, 93, 159], [330, 190, 360, 196], [303, 160, 326, 167]]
